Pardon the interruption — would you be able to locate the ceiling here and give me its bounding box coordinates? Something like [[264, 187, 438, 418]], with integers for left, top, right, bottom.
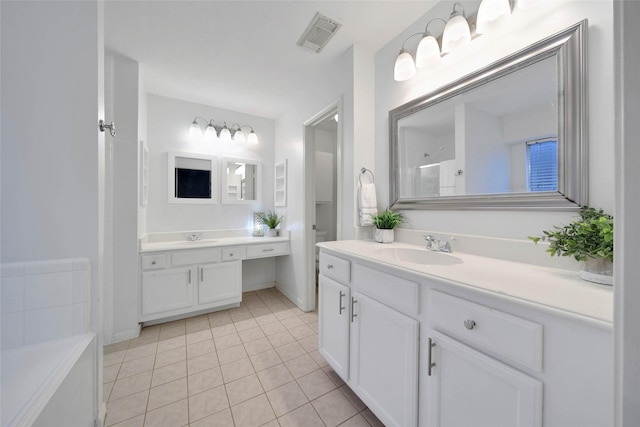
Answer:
[[104, 0, 438, 120]]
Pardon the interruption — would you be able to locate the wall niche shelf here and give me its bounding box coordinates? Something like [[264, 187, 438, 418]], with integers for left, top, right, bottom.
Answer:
[[275, 159, 287, 207]]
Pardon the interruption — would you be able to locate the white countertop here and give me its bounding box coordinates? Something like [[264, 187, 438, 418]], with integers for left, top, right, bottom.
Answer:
[[140, 235, 289, 253], [318, 240, 613, 324]]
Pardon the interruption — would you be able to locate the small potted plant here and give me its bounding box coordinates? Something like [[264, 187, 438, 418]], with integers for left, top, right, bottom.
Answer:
[[371, 209, 406, 243], [529, 206, 613, 285], [256, 210, 284, 237]]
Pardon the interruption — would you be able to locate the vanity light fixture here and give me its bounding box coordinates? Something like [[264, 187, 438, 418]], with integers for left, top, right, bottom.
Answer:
[[441, 2, 471, 54], [393, 1, 516, 81], [394, 21, 446, 82], [188, 117, 259, 144], [476, 0, 512, 35]]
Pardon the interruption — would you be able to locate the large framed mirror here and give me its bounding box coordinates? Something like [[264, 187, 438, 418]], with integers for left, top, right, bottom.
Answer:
[[221, 157, 262, 205], [389, 20, 587, 210]]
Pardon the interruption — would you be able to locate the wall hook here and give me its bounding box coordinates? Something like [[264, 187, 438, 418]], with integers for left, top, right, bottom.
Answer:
[[99, 119, 116, 137]]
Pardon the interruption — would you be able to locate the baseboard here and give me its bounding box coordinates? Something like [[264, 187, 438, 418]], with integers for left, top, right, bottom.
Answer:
[[243, 281, 276, 292], [275, 282, 308, 311], [104, 325, 142, 345]]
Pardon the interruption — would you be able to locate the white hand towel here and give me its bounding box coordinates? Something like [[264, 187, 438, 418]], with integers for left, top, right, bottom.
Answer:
[[358, 183, 378, 226]]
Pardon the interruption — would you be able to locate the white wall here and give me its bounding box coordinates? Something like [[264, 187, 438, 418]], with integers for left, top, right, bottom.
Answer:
[[104, 52, 141, 343], [145, 94, 275, 233], [374, 0, 614, 239], [0, 0, 105, 417], [274, 45, 362, 309]]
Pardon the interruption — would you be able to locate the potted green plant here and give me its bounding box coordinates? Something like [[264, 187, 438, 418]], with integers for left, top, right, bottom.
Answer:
[[371, 209, 406, 243], [529, 206, 613, 285], [256, 210, 284, 237]]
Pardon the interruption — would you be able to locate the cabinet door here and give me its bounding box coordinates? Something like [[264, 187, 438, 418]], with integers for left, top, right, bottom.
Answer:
[[198, 261, 242, 306], [142, 267, 193, 316], [426, 330, 542, 427], [318, 275, 350, 381], [350, 292, 419, 427]]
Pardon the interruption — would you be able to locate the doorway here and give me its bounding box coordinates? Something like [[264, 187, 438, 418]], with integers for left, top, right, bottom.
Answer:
[[303, 99, 342, 311]]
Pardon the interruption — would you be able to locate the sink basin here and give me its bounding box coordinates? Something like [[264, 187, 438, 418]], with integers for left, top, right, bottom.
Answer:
[[375, 247, 462, 266]]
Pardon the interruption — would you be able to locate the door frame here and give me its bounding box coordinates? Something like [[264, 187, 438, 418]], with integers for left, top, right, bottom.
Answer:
[[303, 97, 343, 311]]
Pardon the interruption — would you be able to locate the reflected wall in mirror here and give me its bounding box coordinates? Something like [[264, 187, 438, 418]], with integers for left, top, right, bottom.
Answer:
[[168, 151, 217, 204], [221, 158, 262, 204], [390, 20, 587, 210]]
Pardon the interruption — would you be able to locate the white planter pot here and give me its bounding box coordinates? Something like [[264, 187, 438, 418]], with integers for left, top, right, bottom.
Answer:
[[579, 257, 613, 286], [266, 229, 278, 237], [374, 228, 394, 243]]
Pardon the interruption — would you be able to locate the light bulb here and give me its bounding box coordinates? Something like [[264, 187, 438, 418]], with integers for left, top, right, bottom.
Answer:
[[189, 120, 202, 140], [394, 49, 416, 82], [441, 13, 471, 54], [247, 131, 259, 145], [234, 129, 246, 143], [476, 0, 512, 35], [204, 124, 217, 142], [415, 34, 441, 68], [219, 124, 232, 143]]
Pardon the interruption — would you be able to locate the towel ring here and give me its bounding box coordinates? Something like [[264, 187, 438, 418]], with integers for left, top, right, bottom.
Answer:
[[359, 167, 375, 185]]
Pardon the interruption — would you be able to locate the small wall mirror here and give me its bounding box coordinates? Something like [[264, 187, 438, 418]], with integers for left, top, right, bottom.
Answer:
[[221, 158, 262, 205], [389, 20, 587, 210], [168, 151, 217, 204]]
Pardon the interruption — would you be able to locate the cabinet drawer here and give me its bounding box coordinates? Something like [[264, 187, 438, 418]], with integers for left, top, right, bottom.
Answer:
[[222, 246, 244, 261], [246, 242, 289, 258], [141, 254, 167, 270], [429, 290, 543, 371], [352, 263, 419, 316], [171, 248, 221, 266], [319, 252, 350, 284]]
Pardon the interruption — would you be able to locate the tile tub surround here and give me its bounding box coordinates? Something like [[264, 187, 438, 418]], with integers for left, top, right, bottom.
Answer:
[[103, 288, 383, 427], [1, 258, 91, 350]]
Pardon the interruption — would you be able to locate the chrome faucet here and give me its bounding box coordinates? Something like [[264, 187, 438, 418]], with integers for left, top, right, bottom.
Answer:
[[424, 235, 453, 253], [424, 235, 436, 251], [186, 233, 202, 241]]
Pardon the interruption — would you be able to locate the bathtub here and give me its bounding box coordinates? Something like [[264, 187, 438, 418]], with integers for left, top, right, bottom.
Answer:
[[1, 333, 97, 427], [1, 258, 99, 427]]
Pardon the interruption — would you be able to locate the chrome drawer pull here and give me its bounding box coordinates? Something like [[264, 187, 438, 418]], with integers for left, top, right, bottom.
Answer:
[[339, 291, 345, 315], [151, 261, 156, 265], [263, 248, 275, 252], [464, 319, 476, 330], [428, 338, 436, 376]]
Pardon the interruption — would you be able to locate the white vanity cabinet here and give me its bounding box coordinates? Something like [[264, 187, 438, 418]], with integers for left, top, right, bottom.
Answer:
[[140, 247, 242, 322], [317, 244, 613, 427], [425, 291, 543, 427], [318, 274, 350, 380], [318, 252, 420, 427], [141, 264, 194, 316]]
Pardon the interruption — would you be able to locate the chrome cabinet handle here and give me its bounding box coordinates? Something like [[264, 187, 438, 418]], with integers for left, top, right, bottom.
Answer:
[[428, 338, 436, 376], [188, 269, 192, 284], [200, 267, 204, 282], [464, 319, 476, 330], [339, 291, 345, 315], [351, 298, 358, 322]]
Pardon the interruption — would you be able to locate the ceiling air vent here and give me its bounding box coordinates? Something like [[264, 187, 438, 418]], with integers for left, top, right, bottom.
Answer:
[[297, 12, 342, 53]]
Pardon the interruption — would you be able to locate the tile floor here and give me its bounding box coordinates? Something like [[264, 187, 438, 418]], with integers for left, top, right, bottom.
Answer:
[[103, 288, 385, 427]]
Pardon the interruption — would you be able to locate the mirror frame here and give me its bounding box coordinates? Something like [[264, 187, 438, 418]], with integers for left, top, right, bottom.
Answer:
[[168, 151, 218, 204], [389, 20, 588, 210], [220, 157, 262, 205]]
